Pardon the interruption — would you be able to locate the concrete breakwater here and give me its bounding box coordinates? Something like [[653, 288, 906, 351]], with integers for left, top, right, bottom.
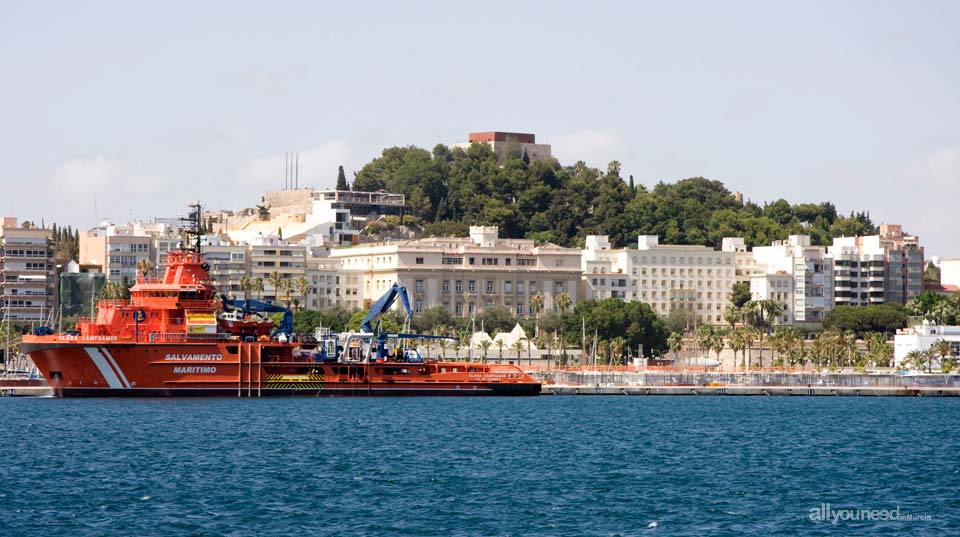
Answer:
[[535, 371, 960, 396]]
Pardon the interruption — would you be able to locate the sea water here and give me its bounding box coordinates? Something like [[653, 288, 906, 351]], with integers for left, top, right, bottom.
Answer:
[[1, 396, 957, 536]]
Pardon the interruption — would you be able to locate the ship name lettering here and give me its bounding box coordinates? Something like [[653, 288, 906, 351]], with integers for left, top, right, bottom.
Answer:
[[173, 366, 217, 374], [164, 354, 224, 361]]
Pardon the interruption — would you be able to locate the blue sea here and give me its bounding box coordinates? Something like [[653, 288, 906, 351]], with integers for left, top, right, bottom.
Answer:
[[1, 396, 957, 536]]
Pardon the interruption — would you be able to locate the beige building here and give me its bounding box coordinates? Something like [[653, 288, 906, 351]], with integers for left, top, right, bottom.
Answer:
[[1, 221, 57, 322], [306, 256, 339, 309], [329, 226, 582, 316], [249, 242, 307, 304], [79, 223, 154, 284], [583, 235, 737, 324]]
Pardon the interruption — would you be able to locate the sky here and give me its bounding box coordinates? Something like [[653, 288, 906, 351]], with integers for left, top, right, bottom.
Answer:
[[1, 1, 958, 256]]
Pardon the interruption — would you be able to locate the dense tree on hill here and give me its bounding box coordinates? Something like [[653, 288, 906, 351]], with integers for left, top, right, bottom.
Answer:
[[352, 142, 878, 249], [336, 165, 349, 190]]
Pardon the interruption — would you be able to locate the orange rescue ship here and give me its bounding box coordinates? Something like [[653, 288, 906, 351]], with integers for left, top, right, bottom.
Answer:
[[21, 206, 540, 397]]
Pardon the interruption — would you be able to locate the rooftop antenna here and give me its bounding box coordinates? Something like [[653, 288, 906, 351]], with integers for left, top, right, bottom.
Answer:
[[284, 152, 289, 190], [295, 152, 299, 189]]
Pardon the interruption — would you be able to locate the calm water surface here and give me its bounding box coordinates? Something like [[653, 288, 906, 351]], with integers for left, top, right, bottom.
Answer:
[[1, 396, 957, 536]]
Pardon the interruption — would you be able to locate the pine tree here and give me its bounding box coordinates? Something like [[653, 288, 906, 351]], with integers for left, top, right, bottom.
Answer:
[[336, 165, 349, 190]]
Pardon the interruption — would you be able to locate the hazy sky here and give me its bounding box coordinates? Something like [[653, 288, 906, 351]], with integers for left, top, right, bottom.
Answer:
[[2, 1, 958, 256]]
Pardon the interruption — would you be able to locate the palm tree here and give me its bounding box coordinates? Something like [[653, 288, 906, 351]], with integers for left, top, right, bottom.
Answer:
[[267, 271, 284, 304], [931, 339, 953, 372], [437, 336, 450, 361], [253, 277, 265, 300], [596, 340, 610, 366], [607, 160, 621, 177], [723, 304, 742, 331], [696, 325, 714, 363], [710, 334, 725, 366], [668, 332, 683, 364], [530, 293, 544, 338], [136, 258, 154, 281], [511, 339, 525, 364], [730, 328, 748, 372], [554, 292, 571, 362], [279, 278, 294, 308], [295, 276, 312, 311], [495, 339, 505, 363], [238, 275, 252, 301], [611, 337, 627, 366], [480, 339, 492, 364]]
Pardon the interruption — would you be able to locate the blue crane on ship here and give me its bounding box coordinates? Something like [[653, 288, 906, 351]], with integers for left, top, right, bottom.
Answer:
[[358, 283, 449, 363], [219, 295, 294, 337]]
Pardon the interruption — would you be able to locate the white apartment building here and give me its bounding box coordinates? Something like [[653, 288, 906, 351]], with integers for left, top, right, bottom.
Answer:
[[1, 222, 56, 322], [329, 226, 582, 316], [202, 243, 249, 297], [305, 190, 406, 245], [828, 236, 887, 306], [751, 235, 833, 324], [582, 235, 737, 324]]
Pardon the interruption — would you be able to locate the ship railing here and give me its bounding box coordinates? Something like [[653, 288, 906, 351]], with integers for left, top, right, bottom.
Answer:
[[148, 332, 235, 343]]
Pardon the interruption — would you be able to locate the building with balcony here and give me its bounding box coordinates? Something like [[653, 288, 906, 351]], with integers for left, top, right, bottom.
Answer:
[[751, 235, 833, 324], [249, 242, 307, 304], [329, 226, 581, 316], [79, 223, 155, 284], [827, 224, 924, 306], [583, 235, 738, 324], [829, 236, 887, 306], [305, 189, 406, 245], [1, 221, 57, 322]]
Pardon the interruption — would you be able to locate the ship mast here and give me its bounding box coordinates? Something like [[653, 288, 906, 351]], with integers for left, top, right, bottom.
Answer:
[[180, 202, 203, 253]]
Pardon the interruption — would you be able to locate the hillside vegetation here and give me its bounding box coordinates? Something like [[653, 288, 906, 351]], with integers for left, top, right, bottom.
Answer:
[[352, 143, 877, 249]]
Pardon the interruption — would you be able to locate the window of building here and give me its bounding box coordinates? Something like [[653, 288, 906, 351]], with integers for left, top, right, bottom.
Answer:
[[468, 280, 476, 293], [415, 257, 424, 265], [505, 281, 513, 293], [517, 304, 524, 315], [455, 280, 462, 292], [415, 280, 424, 293], [442, 280, 450, 292], [486, 280, 494, 293]]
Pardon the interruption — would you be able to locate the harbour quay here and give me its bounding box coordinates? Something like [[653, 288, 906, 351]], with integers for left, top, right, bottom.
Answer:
[[536, 371, 960, 396]]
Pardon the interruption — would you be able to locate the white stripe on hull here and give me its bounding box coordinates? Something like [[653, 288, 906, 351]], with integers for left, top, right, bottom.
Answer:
[[83, 347, 124, 389], [99, 348, 130, 388]]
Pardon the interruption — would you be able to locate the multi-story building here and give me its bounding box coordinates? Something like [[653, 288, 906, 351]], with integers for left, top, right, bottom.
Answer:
[[878, 224, 924, 304], [305, 189, 406, 245], [829, 236, 887, 306], [752, 235, 833, 324], [583, 235, 738, 324], [330, 226, 581, 316], [826, 224, 924, 306], [455, 132, 553, 164], [79, 223, 155, 284], [249, 241, 307, 304], [0, 221, 56, 322], [306, 256, 339, 310], [201, 239, 249, 297]]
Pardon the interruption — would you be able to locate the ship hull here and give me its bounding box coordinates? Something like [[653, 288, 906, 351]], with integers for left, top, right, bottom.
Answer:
[[22, 340, 540, 397]]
